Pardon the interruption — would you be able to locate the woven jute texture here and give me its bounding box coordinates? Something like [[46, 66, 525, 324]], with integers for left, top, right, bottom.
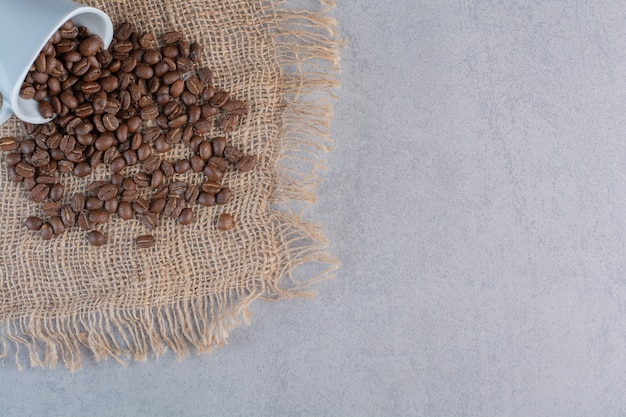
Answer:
[[0, 0, 339, 370]]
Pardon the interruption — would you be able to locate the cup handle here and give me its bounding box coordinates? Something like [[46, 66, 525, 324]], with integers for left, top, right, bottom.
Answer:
[[0, 94, 13, 125]]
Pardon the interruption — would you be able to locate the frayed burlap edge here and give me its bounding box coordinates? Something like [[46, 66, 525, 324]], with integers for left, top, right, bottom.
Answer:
[[0, 0, 340, 371]]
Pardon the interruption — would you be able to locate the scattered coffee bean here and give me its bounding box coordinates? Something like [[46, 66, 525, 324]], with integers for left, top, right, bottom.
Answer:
[[135, 234, 156, 248], [87, 230, 107, 246], [24, 216, 44, 231], [217, 213, 234, 231]]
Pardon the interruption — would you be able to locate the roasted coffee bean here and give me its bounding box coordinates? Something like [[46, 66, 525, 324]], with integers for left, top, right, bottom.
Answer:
[[77, 211, 92, 231], [58, 159, 75, 174], [49, 216, 65, 235], [73, 161, 92, 177], [30, 183, 49, 203], [97, 184, 119, 201], [120, 55, 137, 73], [41, 201, 61, 217], [122, 149, 138, 166], [193, 119, 212, 134], [140, 105, 159, 120], [220, 114, 238, 132], [197, 192, 216, 207], [117, 200, 133, 220], [236, 155, 256, 172], [134, 172, 151, 187], [15, 162, 35, 178], [217, 213, 234, 231], [132, 198, 149, 214], [162, 31, 182, 44], [110, 157, 127, 173], [88, 210, 109, 224], [208, 156, 229, 172], [176, 56, 193, 73], [178, 208, 194, 225], [162, 197, 178, 217], [202, 163, 224, 182], [36, 174, 55, 184], [49, 183, 64, 201], [185, 185, 200, 204], [87, 230, 107, 246], [168, 114, 188, 128], [223, 146, 243, 163], [160, 160, 175, 178], [142, 155, 160, 173], [150, 169, 164, 189], [78, 35, 104, 56], [153, 136, 171, 153], [75, 102, 94, 118], [0, 137, 19, 152], [121, 188, 138, 202], [197, 66, 212, 84], [222, 100, 247, 115], [216, 187, 232, 205], [85, 196, 104, 211], [122, 177, 136, 191], [162, 70, 181, 85], [169, 79, 184, 98], [138, 32, 154, 48], [20, 84, 36, 100], [40, 223, 54, 240], [25, 216, 44, 231], [38, 101, 54, 118], [20, 139, 36, 154], [70, 193, 85, 213], [6, 153, 22, 167], [89, 150, 102, 168], [209, 91, 229, 107], [30, 149, 50, 167], [174, 159, 191, 174], [59, 134, 76, 153], [135, 234, 156, 248], [169, 181, 187, 196], [60, 205, 76, 227], [201, 181, 221, 194], [185, 77, 203, 95], [137, 143, 152, 161], [198, 141, 213, 160], [141, 212, 159, 230], [210, 137, 227, 157], [162, 44, 179, 59], [189, 155, 205, 173], [189, 42, 203, 62], [103, 146, 119, 164], [152, 184, 169, 200], [8, 166, 24, 183], [149, 197, 166, 214]]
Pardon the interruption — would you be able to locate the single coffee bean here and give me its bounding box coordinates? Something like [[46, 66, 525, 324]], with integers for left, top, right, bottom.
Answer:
[[220, 114, 239, 132], [150, 169, 164, 189], [202, 163, 224, 182], [138, 32, 155, 48], [132, 198, 149, 214], [197, 192, 216, 207], [185, 185, 200, 204], [70, 193, 85, 213], [174, 159, 191, 174], [42, 201, 62, 217], [103, 146, 119, 164], [135, 64, 154, 80], [100, 75, 119, 92], [201, 181, 221, 194], [97, 183, 119, 201], [222, 100, 247, 115], [38, 101, 54, 118], [6, 153, 22, 167], [87, 230, 107, 246], [77, 211, 92, 231], [223, 146, 243, 163], [60, 205, 76, 227], [197, 67, 212, 84], [8, 166, 24, 183], [30, 183, 50, 203], [211, 137, 227, 157], [134, 172, 151, 187], [185, 77, 203, 95], [178, 208, 194, 225], [149, 197, 166, 214], [137, 143, 152, 161], [162, 197, 178, 217], [141, 212, 159, 230], [58, 159, 75, 174], [75, 102, 94, 118], [0, 137, 19, 151], [209, 91, 229, 107], [85, 196, 103, 211], [160, 160, 174, 177], [49, 216, 65, 236], [135, 234, 156, 248], [35, 174, 55, 185], [162, 70, 181, 85], [189, 42, 203, 62], [117, 201, 134, 220], [122, 177, 136, 191], [78, 34, 104, 56], [20, 84, 36, 100], [216, 187, 232, 205], [169, 79, 184, 98], [88, 210, 109, 224], [121, 188, 139, 202], [169, 181, 187, 196], [15, 162, 36, 178], [189, 155, 205, 173], [49, 183, 64, 201], [208, 156, 229, 172], [152, 185, 169, 200], [140, 105, 159, 120], [73, 161, 92, 177], [30, 149, 50, 167], [59, 134, 76, 154], [105, 198, 118, 214], [25, 216, 44, 231], [40, 223, 54, 240], [176, 56, 193, 72], [20, 139, 36, 154], [217, 213, 234, 231], [143, 48, 161, 65], [142, 154, 160, 173], [168, 114, 188, 128], [162, 31, 182, 44], [110, 157, 127, 174], [236, 155, 256, 172], [120, 55, 137, 73], [162, 44, 179, 59]]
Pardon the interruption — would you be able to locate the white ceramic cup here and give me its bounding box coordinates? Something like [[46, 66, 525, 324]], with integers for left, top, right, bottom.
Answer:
[[0, 0, 113, 125]]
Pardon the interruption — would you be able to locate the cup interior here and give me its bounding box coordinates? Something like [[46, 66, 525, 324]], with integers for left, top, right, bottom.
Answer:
[[11, 7, 113, 124]]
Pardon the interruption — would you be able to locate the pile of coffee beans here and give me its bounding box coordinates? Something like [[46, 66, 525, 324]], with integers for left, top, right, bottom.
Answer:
[[0, 20, 256, 248]]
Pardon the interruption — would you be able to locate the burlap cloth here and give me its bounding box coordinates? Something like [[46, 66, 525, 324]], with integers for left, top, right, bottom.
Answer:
[[0, 0, 339, 370]]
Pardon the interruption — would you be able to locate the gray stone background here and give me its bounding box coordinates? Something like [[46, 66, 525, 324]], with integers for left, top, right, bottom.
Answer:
[[3, 1, 626, 416]]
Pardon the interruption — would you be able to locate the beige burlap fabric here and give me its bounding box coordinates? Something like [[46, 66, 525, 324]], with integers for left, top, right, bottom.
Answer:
[[0, 0, 339, 370]]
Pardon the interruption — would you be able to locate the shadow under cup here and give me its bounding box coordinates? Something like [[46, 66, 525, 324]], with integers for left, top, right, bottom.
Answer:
[[0, 1, 113, 125]]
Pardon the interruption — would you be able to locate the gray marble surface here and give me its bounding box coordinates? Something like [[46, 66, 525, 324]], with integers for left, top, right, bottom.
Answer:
[[4, 1, 626, 416]]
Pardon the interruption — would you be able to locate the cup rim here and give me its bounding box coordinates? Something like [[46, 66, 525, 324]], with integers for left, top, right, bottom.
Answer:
[[10, 5, 113, 124]]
